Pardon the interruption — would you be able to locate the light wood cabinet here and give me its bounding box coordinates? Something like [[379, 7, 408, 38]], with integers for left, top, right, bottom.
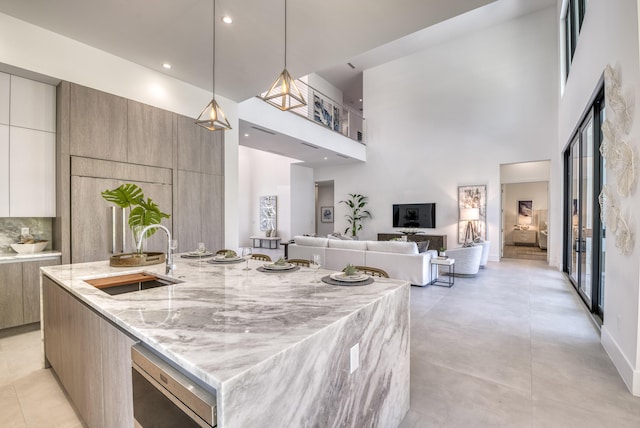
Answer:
[[176, 114, 224, 174], [127, 100, 174, 168], [0, 263, 24, 329], [513, 229, 536, 246], [43, 276, 136, 428], [9, 127, 56, 217], [22, 258, 60, 324], [69, 83, 127, 162]]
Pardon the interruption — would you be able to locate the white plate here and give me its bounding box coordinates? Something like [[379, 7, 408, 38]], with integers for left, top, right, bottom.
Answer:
[[330, 272, 369, 282], [213, 255, 242, 262], [262, 263, 295, 270], [184, 251, 213, 257]]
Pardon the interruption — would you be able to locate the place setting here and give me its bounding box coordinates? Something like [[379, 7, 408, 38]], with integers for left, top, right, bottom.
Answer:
[[256, 256, 300, 273], [206, 248, 246, 265], [321, 264, 374, 286], [180, 242, 214, 259]]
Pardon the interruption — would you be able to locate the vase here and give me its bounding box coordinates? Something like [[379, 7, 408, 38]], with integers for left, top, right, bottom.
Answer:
[[131, 225, 146, 255], [265, 229, 272, 237]]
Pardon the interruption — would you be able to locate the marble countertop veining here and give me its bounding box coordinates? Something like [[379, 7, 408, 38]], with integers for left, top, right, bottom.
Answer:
[[41, 255, 408, 391], [0, 250, 62, 263]]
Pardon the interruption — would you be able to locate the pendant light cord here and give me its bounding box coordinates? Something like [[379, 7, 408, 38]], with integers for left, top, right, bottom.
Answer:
[[212, 0, 216, 94], [284, 0, 287, 68]]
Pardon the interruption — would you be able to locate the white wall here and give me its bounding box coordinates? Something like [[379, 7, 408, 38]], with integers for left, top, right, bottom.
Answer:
[[316, 184, 335, 237], [315, 7, 559, 264], [503, 181, 548, 244], [0, 11, 241, 250], [238, 146, 299, 245], [558, 0, 640, 394], [290, 164, 315, 237]]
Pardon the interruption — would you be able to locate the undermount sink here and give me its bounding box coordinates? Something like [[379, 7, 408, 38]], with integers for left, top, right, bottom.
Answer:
[[85, 272, 182, 296]]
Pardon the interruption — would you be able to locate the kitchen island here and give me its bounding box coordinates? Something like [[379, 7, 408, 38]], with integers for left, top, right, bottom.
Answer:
[[41, 256, 410, 427]]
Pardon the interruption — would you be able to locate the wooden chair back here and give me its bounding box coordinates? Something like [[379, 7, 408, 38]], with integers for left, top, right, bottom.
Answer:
[[251, 254, 272, 262], [216, 249, 237, 257], [345, 266, 389, 278], [287, 258, 310, 267]]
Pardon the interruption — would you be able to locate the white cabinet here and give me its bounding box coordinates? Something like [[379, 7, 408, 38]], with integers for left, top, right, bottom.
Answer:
[[0, 125, 8, 216], [513, 229, 536, 246], [0, 72, 9, 125], [10, 75, 56, 132], [9, 127, 56, 217]]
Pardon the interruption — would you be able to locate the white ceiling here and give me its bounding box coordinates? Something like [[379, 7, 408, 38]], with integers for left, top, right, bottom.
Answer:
[[0, 0, 497, 102], [0, 0, 556, 167]]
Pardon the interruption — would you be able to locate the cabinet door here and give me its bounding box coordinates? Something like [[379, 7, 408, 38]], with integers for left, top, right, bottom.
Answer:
[[71, 176, 122, 263], [176, 170, 201, 252], [69, 84, 127, 162], [0, 124, 8, 217], [71, 176, 173, 263], [23, 258, 60, 324], [0, 263, 23, 329], [176, 114, 202, 172], [42, 277, 104, 427], [9, 127, 56, 217], [201, 128, 224, 176], [127, 100, 174, 168], [10, 75, 56, 132], [201, 173, 224, 252], [0, 72, 8, 125], [101, 319, 135, 428]]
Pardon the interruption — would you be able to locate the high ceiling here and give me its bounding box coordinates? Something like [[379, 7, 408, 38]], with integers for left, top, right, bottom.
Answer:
[[0, 0, 497, 102]]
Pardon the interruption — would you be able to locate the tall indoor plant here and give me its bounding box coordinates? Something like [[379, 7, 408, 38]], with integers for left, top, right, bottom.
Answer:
[[339, 193, 372, 238], [101, 183, 170, 253]]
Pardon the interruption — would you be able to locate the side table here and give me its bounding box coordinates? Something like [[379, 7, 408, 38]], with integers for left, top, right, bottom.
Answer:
[[430, 257, 455, 287], [249, 236, 282, 249]]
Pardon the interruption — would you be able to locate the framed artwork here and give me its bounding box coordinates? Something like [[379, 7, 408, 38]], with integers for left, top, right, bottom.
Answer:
[[518, 200, 533, 225], [260, 195, 277, 231], [458, 185, 487, 244], [321, 206, 334, 223]]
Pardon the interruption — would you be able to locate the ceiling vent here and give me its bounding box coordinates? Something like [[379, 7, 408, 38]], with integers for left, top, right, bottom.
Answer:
[[301, 142, 318, 149], [347, 62, 355, 69], [337, 154, 350, 159]]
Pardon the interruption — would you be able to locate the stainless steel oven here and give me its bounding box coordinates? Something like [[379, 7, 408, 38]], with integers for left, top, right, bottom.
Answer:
[[132, 344, 217, 428]]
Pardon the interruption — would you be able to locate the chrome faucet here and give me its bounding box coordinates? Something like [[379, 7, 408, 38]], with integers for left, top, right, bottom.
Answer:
[[137, 224, 173, 275]]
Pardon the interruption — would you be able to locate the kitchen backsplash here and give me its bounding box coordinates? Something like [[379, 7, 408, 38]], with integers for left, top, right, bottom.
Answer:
[[0, 218, 53, 252]]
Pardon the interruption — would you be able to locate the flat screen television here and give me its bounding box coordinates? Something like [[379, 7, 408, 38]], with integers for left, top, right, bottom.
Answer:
[[393, 203, 436, 228]]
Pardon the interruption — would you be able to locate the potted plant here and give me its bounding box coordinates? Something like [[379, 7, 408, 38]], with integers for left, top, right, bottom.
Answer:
[[101, 183, 170, 254], [438, 247, 447, 258], [339, 193, 372, 239]]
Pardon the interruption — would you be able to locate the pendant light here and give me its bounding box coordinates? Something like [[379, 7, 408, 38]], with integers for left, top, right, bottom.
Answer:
[[196, 0, 231, 131], [261, 0, 306, 111]]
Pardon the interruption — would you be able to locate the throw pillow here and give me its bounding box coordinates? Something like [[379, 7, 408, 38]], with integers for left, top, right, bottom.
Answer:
[[416, 240, 430, 253]]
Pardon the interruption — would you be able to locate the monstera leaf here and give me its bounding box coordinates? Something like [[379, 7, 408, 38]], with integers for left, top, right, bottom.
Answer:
[[102, 184, 170, 239], [101, 184, 144, 208], [129, 197, 170, 237]]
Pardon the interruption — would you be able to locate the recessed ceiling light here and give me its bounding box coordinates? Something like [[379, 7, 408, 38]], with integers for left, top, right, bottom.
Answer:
[[359, 98, 362, 102], [324, 157, 328, 160], [244, 133, 249, 137], [222, 16, 233, 24], [162, 63, 172, 69]]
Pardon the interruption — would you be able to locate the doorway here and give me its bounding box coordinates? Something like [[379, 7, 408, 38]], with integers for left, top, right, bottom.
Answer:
[[500, 161, 550, 262], [315, 180, 335, 237]]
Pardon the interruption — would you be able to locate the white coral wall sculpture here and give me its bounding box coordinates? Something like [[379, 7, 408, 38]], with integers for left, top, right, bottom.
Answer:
[[600, 64, 636, 254]]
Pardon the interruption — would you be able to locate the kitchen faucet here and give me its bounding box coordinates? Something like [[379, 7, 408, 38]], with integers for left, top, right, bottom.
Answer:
[[136, 224, 173, 275]]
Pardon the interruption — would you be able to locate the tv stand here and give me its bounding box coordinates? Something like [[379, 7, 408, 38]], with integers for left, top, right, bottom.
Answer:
[[377, 233, 447, 251]]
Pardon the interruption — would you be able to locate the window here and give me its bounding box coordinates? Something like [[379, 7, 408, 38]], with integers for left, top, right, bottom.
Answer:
[[564, 0, 588, 78]]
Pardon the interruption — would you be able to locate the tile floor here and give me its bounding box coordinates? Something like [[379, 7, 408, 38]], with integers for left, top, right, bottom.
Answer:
[[1, 258, 639, 427]]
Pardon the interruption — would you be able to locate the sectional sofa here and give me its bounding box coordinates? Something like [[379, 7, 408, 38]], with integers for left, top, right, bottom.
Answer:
[[288, 236, 438, 286]]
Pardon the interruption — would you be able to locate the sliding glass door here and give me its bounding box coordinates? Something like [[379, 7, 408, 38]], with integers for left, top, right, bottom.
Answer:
[[563, 87, 604, 322]]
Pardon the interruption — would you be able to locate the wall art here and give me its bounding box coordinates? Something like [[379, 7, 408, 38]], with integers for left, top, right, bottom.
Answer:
[[321, 206, 334, 223], [260, 195, 277, 232], [458, 185, 487, 244]]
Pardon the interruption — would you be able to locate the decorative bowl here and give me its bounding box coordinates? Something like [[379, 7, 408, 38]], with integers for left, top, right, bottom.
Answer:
[[10, 241, 49, 254]]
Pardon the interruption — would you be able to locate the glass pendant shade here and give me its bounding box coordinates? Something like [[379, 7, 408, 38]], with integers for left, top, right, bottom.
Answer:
[[262, 68, 306, 111], [195, 97, 231, 131]]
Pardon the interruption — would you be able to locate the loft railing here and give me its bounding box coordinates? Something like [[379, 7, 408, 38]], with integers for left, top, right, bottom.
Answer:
[[259, 79, 366, 144]]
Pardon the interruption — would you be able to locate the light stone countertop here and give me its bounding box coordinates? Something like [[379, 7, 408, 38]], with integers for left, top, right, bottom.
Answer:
[[0, 250, 62, 263], [41, 255, 408, 392]]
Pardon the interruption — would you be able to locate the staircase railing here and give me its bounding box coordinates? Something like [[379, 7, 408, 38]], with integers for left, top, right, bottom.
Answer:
[[260, 79, 366, 144]]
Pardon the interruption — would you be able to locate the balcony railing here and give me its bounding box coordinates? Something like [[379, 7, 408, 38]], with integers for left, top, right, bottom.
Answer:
[[259, 79, 366, 144]]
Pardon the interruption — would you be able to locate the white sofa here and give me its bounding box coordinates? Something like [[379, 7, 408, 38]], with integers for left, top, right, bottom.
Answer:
[[288, 236, 438, 286]]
